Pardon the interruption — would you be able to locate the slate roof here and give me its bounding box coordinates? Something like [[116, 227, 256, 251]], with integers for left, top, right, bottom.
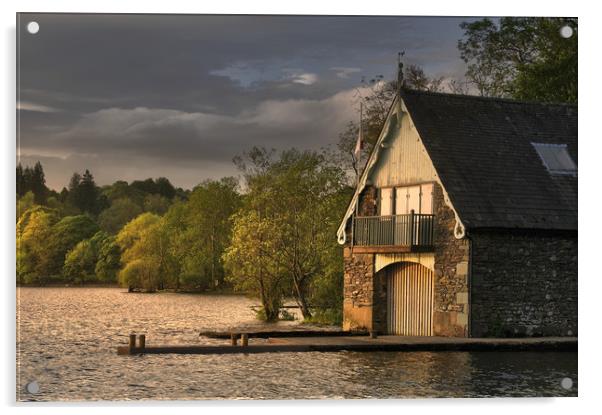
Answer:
[[401, 88, 577, 231]]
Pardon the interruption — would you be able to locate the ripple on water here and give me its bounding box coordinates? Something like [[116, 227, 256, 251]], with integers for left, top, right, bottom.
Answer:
[[17, 287, 578, 401]]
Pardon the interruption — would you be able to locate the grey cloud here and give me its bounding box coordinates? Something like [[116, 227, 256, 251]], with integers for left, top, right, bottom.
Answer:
[[330, 67, 362, 79], [17, 13, 476, 188], [20, 87, 362, 188]]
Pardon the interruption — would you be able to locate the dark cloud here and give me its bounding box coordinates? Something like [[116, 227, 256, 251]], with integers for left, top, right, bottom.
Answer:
[[17, 13, 474, 189]]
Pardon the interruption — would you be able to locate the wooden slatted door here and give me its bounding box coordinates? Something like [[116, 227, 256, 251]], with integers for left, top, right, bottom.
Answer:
[[386, 262, 434, 336]]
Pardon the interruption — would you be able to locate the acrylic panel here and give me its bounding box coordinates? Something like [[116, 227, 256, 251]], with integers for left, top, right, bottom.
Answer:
[[16, 13, 578, 401]]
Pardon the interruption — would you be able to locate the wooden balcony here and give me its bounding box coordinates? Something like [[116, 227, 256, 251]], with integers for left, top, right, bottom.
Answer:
[[352, 212, 435, 254]]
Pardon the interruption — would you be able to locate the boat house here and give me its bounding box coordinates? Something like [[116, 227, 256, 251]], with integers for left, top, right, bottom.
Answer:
[[337, 88, 577, 337]]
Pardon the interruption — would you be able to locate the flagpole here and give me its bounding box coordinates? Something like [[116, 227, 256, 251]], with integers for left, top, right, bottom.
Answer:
[[355, 101, 362, 217], [357, 101, 362, 187], [351, 101, 363, 252]]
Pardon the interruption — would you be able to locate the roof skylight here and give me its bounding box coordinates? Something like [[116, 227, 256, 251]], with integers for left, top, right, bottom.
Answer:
[[532, 143, 577, 175]]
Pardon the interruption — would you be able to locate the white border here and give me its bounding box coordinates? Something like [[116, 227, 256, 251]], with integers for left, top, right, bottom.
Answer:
[[2, 1, 598, 413]]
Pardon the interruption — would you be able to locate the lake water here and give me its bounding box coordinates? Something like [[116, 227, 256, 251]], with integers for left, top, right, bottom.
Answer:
[[16, 287, 577, 401]]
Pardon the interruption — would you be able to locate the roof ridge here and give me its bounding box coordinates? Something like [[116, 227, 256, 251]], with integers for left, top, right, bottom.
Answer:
[[400, 87, 577, 108]]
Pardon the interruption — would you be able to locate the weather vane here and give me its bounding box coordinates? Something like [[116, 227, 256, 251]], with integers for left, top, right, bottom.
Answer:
[[397, 51, 405, 90]]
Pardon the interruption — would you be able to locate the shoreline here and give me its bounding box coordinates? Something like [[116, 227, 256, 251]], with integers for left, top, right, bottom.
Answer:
[[16, 284, 243, 295]]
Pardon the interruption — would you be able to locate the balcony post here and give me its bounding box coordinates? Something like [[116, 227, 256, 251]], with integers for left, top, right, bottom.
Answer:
[[409, 209, 415, 246]]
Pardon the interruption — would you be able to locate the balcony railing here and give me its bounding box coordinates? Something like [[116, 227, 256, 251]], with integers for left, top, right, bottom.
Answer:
[[352, 212, 435, 248]]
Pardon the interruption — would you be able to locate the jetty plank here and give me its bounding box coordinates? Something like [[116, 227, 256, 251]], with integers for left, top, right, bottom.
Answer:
[[118, 335, 577, 355], [198, 330, 366, 339]]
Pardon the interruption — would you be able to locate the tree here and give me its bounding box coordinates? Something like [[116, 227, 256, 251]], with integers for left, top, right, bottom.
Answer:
[[458, 17, 577, 103], [16, 191, 35, 221], [16, 163, 24, 196], [17, 162, 48, 204], [63, 231, 114, 283], [403, 64, 445, 92], [101, 181, 145, 207], [116, 213, 176, 291], [181, 178, 241, 289], [31, 161, 48, 204], [224, 211, 287, 321], [94, 234, 121, 282], [44, 215, 99, 278], [98, 198, 143, 234], [63, 239, 97, 283], [143, 194, 170, 215], [66, 170, 107, 214], [154, 177, 176, 199], [17, 206, 59, 284], [229, 148, 349, 320], [130, 177, 176, 199]]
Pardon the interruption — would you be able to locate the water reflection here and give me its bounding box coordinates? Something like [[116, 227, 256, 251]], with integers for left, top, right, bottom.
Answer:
[[17, 287, 577, 401]]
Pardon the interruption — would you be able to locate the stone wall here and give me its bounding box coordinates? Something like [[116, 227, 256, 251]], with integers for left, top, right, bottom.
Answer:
[[343, 185, 378, 331], [470, 230, 578, 337], [358, 185, 377, 216], [342, 249, 375, 331], [432, 184, 470, 337]]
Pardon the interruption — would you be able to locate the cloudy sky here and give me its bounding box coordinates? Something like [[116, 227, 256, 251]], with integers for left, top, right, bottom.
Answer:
[[17, 13, 474, 190]]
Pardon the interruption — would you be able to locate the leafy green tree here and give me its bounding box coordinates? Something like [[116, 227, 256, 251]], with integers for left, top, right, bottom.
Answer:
[[45, 215, 99, 278], [16, 191, 35, 221], [63, 239, 97, 283], [119, 259, 161, 292], [179, 178, 241, 289], [224, 211, 287, 321], [101, 181, 145, 207], [98, 198, 143, 234], [116, 212, 160, 255], [154, 177, 176, 199], [116, 213, 176, 291], [458, 17, 577, 103], [63, 231, 114, 283], [160, 201, 189, 290], [17, 206, 59, 284], [230, 148, 349, 320], [143, 193, 170, 215], [130, 177, 176, 199], [95, 234, 121, 282]]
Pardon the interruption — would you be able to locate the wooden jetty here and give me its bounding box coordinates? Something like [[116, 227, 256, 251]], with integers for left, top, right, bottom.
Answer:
[[117, 333, 577, 355], [198, 329, 367, 339]]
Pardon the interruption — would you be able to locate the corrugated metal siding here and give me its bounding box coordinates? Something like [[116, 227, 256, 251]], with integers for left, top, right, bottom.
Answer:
[[370, 112, 437, 187], [386, 262, 434, 336]]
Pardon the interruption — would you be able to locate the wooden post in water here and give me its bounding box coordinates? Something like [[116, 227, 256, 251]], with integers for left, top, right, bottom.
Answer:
[[241, 333, 249, 347], [129, 334, 137, 349], [138, 334, 146, 350], [230, 333, 238, 346]]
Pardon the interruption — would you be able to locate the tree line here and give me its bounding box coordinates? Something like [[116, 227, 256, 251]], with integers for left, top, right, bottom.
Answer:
[[16, 151, 350, 323]]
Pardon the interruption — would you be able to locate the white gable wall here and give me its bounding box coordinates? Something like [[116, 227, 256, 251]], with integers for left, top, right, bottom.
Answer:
[[369, 110, 438, 187]]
